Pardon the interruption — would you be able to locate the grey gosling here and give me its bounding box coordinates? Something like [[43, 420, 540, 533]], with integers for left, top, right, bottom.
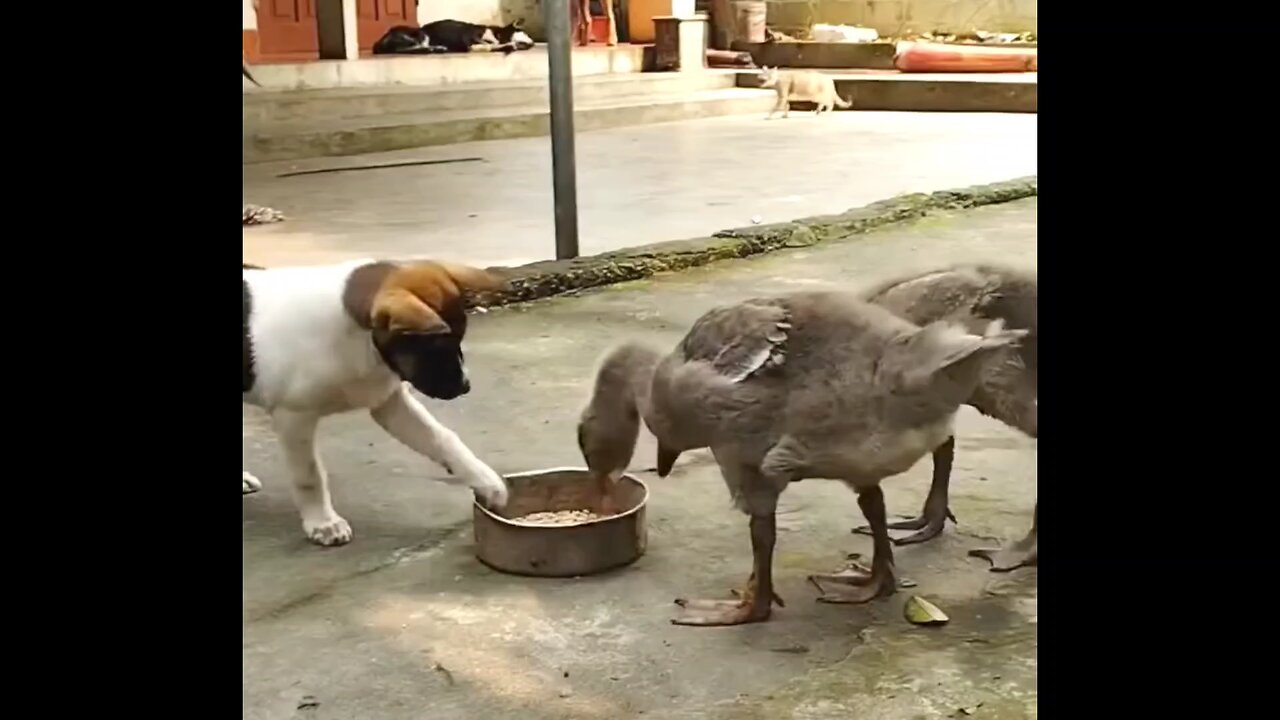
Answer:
[[853, 265, 1037, 571], [577, 291, 1027, 626]]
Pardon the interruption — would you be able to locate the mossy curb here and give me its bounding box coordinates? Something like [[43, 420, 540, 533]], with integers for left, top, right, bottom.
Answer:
[[474, 176, 1036, 308]]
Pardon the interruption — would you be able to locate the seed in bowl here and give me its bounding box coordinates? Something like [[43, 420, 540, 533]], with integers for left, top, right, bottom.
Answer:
[[512, 509, 601, 525]]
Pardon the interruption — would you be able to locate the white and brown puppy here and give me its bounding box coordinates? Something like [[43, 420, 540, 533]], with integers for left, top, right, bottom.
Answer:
[[242, 259, 510, 546]]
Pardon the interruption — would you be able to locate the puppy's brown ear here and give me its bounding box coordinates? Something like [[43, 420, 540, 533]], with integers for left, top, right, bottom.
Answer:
[[436, 262, 512, 293], [371, 288, 451, 334]]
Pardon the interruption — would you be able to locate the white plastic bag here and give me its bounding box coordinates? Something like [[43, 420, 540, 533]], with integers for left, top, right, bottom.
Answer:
[[811, 23, 879, 43]]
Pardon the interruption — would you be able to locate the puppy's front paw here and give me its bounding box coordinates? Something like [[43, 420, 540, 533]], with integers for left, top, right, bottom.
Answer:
[[243, 471, 263, 495], [303, 513, 353, 547], [467, 465, 509, 509]]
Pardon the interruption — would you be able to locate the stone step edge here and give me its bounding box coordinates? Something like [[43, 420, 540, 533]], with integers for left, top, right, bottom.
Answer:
[[247, 88, 772, 137], [242, 70, 739, 104], [243, 83, 744, 125], [243, 91, 775, 163], [467, 177, 1038, 308]]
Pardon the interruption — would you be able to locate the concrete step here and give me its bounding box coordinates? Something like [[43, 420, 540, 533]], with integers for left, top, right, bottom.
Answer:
[[736, 70, 1037, 113], [243, 88, 776, 164], [243, 71, 741, 126], [243, 45, 646, 91]]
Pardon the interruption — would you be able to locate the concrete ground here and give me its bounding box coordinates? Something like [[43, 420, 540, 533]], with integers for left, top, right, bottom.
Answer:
[[241, 111, 1036, 268], [243, 198, 1038, 720]]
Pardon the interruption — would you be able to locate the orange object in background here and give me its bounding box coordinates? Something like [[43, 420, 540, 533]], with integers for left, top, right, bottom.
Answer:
[[630, 0, 695, 43], [590, 16, 612, 43], [574, 0, 619, 46], [894, 41, 1037, 73]]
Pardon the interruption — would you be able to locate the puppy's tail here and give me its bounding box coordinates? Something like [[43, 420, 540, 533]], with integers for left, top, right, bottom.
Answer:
[[834, 94, 853, 109]]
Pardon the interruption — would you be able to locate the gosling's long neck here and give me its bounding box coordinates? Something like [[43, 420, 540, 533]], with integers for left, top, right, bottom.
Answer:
[[626, 351, 663, 432], [595, 342, 663, 425]]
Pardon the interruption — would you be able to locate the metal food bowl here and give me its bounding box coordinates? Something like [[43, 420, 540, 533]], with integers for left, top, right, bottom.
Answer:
[[473, 467, 649, 577]]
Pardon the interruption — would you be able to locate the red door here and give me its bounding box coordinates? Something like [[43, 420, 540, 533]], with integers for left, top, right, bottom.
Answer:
[[257, 0, 319, 62], [357, 1, 418, 55], [257, 1, 417, 61]]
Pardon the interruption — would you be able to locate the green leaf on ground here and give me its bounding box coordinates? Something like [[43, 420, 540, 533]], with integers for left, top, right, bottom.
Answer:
[[904, 595, 950, 626]]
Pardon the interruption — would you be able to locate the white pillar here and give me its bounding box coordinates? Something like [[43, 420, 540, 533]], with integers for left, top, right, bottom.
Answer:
[[316, 0, 359, 61]]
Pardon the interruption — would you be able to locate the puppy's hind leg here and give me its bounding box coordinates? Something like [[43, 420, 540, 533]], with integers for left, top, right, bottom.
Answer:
[[371, 384, 510, 509], [273, 409, 352, 546]]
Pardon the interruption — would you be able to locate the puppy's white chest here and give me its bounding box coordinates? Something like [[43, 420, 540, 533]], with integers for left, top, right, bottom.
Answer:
[[278, 336, 399, 413], [336, 368, 402, 412]]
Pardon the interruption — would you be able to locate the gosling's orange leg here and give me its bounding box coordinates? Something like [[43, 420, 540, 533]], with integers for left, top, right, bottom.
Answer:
[[854, 436, 957, 545], [811, 486, 897, 603], [673, 514, 778, 626]]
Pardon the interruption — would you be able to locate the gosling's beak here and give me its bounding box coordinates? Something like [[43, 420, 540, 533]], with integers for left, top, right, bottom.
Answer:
[[656, 444, 681, 477]]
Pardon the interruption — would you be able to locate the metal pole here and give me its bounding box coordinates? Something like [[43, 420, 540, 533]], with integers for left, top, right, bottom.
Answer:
[[544, 0, 580, 260]]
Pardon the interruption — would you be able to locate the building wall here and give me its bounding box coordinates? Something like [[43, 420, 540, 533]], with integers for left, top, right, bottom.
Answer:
[[243, 0, 258, 61], [762, 0, 1037, 37], [242, 1, 1021, 50], [241, 1, 564, 47], [241, 1, 541, 34], [419, 0, 1037, 43]]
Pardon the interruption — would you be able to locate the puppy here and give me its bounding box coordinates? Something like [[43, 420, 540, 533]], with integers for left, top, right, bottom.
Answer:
[[242, 259, 511, 546]]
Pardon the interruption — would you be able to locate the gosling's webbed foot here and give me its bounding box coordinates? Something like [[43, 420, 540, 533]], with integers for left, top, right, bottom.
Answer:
[[853, 507, 956, 546], [969, 532, 1037, 572], [672, 573, 783, 625], [826, 485, 898, 603], [808, 568, 896, 604], [807, 560, 874, 587], [729, 586, 786, 608], [671, 596, 771, 626]]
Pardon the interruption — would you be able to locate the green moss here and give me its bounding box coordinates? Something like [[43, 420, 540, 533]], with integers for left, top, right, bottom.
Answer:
[[473, 177, 1038, 309]]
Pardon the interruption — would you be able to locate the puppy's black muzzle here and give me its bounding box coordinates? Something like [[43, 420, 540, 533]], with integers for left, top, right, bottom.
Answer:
[[424, 376, 470, 400], [377, 332, 470, 401]]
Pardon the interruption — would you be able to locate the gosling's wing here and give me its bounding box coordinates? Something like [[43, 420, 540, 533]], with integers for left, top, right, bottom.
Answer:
[[864, 264, 1037, 376], [893, 320, 1029, 391], [678, 299, 791, 383], [864, 265, 1036, 333], [970, 268, 1037, 375]]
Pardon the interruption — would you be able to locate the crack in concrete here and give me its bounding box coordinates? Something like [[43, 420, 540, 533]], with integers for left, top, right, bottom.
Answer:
[[246, 521, 471, 624]]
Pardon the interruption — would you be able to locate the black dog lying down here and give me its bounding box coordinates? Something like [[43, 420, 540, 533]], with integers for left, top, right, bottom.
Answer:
[[373, 19, 535, 55]]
